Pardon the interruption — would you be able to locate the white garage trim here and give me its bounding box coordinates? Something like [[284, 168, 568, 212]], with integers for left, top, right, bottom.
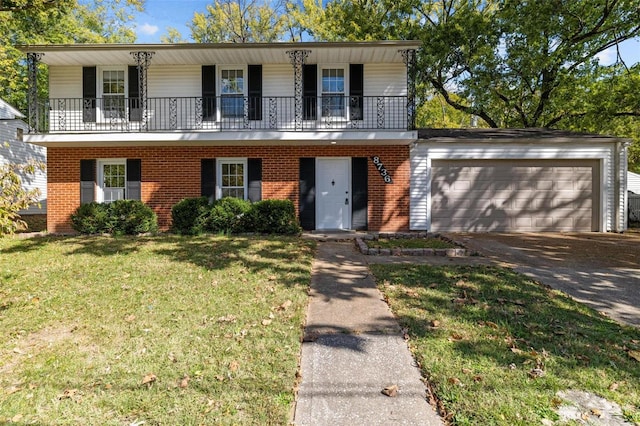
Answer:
[[410, 141, 626, 232]]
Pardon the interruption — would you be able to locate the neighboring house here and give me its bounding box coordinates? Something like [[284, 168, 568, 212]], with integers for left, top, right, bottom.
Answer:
[[628, 171, 640, 194], [19, 42, 629, 234], [0, 98, 47, 214]]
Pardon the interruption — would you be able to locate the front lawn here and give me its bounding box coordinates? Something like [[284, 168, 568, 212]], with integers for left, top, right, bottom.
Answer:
[[0, 235, 314, 425], [370, 264, 640, 425]]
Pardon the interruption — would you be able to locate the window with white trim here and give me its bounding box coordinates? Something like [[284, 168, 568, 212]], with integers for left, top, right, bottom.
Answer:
[[98, 160, 126, 203], [321, 68, 345, 118], [220, 68, 244, 118], [101, 68, 126, 119], [218, 158, 247, 199]]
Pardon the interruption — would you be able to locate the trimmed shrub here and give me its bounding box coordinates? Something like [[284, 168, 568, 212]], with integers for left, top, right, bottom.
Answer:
[[71, 202, 112, 234], [71, 200, 158, 235], [243, 199, 301, 235], [171, 197, 210, 235], [206, 197, 251, 233], [109, 199, 158, 235]]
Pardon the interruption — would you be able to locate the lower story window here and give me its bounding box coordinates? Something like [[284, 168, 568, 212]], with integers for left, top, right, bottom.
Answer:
[[99, 160, 126, 203], [218, 159, 247, 199]]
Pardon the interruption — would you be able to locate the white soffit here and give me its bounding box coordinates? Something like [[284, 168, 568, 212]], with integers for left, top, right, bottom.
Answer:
[[19, 41, 422, 66]]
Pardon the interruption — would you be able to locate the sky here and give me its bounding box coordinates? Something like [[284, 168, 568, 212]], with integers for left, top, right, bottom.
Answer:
[[132, 0, 640, 66]]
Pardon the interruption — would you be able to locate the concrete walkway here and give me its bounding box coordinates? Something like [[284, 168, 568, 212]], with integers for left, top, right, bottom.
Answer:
[[293, 241, 443, 425]]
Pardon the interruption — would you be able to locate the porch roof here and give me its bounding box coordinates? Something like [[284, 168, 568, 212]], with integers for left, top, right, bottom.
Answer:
[[18, 40, 422, 66]]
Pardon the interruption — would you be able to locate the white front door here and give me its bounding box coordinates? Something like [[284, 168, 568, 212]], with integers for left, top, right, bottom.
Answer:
[[316, 158, 351, 230]]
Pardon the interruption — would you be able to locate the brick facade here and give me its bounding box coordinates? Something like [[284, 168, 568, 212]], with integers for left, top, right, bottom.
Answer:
[[47, 145, 410, 234]]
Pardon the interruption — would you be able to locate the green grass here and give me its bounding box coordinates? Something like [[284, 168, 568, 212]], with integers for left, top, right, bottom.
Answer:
[[0, 235, 314, 425], [370, 264, 640, 425], [367, 237, 457, 250]]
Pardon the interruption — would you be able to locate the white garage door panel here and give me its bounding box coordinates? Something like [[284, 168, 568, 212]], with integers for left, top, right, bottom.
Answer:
[[431, 159, 599, 232]]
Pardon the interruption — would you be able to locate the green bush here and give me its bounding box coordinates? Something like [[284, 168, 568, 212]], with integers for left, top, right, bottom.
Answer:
[[243, 199, 301, 235], [206, 197, 251, 234], [71, 202, 112, 234], [171, 197, 210, 235], [109, 199, 158, 235], [71, 200, 157, 235]]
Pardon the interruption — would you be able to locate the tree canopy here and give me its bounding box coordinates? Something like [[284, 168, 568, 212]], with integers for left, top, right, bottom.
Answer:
[[0, 0, 144, 112]]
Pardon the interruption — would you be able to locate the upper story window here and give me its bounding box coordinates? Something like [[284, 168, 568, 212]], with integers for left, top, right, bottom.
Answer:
[[221, 68, 244, 118], [218, 158, 247, 199], [321, 68, 345, 118], [101, 69, 126, 119]]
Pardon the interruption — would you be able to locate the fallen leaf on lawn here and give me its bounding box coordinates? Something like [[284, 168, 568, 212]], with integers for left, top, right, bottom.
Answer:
[[217, 314, 237, 323], [590, 408, 602, 417], [511, 347, 524, 355], [6, 386, 22, 395], [513, 299, 525, 306], [484, 321, 499, 329], [599, 311, 609, 317], [12, 347, 25, 355], [178, 375, 190, 389], [551, 397, 563, 408], [262, 319, 272, 326], [381, 384, 398, 397], [528, 368, 545, 378], [141, 373, 157, 386], [576, 354, 590, 363], [447, 377, 463, 386], [124, 314, 136, 322], [609, 382, 619, 391], [430, 320, 441, 328], [628, 350, 640, 362], [449, 333, 464, 341], [11, 415, 23, 423], [401, 327, 410, 340], [462, 368, 472, 374], [168, 352, 178, 363], [229, 360, 239, 372], [268, 275, 277, 281], [472, 375, 483, 383], [58, 388, 78, 400], [276, 300, 292, 311], [405, 289, 420, 298], [428, 283, 438, 289]]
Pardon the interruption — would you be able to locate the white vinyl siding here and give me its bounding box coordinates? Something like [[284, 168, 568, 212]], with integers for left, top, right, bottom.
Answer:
[[365, 63, 406, 96], [0, 117, 47, 214], [262, 64, 293, 97], [147, 66, 201, 97], [49, 66, 83, 99]]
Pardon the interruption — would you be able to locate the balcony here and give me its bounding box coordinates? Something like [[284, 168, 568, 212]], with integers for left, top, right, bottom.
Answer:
[[31, 96, 412, 134]]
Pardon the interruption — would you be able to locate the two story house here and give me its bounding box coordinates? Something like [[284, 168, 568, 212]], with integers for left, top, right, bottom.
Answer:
[[20, 41, 629, 234], [20, 41, 420, 234]]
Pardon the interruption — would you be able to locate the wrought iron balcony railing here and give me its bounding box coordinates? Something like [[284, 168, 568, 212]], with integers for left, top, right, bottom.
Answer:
[[30, 96, 412, 133]]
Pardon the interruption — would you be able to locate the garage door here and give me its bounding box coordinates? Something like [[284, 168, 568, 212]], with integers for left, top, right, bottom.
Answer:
[[431, 160, 600, 232]]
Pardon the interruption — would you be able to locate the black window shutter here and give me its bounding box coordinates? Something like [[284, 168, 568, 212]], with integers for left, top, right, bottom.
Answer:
[[202, 65, 216, 121], [299, 158, 316, 230], [80, 159, 96, 204], [128, 65, 141, 122], [302, 64, 317, 120], [201, 159, 216, 203], [82, 67, 96, 123], [247, 158, 262, 202], [126, 159, 142, 201], [248, 65, 262, 121], [351, 157, 368, 230], [349, 64, 364, 120]]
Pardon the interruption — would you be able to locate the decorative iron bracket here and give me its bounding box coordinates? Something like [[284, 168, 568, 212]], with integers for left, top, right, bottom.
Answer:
[[131, 51, 155, 131], [27, 52, 44, 133], [286, 50, 311, 131], [400, 49, 417, 130]]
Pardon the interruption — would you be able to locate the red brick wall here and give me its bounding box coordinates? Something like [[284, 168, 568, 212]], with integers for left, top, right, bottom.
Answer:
[[47, 145, 410, 233]]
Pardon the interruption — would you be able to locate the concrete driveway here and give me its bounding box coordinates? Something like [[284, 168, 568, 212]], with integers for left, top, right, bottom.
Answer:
[[446, 232, 640, 328]]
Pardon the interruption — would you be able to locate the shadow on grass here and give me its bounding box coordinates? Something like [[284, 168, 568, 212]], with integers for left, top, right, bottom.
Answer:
[[371, 264, 640, 422]]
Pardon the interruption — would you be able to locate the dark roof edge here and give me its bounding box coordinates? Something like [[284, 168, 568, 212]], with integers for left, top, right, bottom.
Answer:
[[417, 128, 632, 143]]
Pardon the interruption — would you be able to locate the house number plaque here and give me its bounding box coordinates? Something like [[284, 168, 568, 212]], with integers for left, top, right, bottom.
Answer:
[[371, 156, 393, 184]]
